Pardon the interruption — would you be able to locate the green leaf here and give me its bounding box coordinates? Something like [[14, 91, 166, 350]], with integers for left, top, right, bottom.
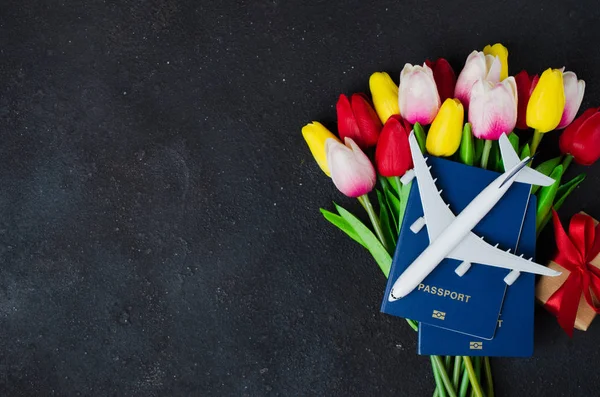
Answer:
[[473, 137, 485, 164], [520, 143, 530, 160], [378, 175, 391, 193], [531, 156, 563, 194], [320, 208, 366, 248], [489, 140, 503, 172], [377, 190, 397, 251], [495, 140, 504, 171], [508, 132, 520, 153], [459, 123, 474, 166], [555, 173, 586, 209], [334, 203, 393, 277], [413, 122, 427, 154], [537, 173, 586, 234], [385, 176, 401, 198], [480, 131, 518, 173], [385, 186, 401, 228], [536, 165, 563, 230], [397, 181, 412, 231]]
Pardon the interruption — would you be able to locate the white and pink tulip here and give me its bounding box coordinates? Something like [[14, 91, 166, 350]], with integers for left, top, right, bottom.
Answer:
[[557, 71, 585, 129], [468, 77, 518, 140], [326, 137, 376, 198], [455, 51, 502, 108], [398, 63, 441, 125]]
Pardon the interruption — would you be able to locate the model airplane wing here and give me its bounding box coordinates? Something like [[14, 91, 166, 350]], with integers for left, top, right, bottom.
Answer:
[[447, 231, 561, 281], [407, 132, 456, 242], [404, 131, 559, 285]]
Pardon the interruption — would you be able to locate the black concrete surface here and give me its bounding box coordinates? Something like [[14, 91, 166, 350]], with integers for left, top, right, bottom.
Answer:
[[1, 0, 600, 395]]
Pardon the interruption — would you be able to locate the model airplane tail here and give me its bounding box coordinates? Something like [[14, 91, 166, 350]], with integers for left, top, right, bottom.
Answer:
[[498, 134, 554, 187]]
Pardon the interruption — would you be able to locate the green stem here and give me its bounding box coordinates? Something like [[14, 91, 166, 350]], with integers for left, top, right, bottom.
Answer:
[[530, 129, 543, 156], [393, 176, 403, 195], [432, 356, 447, 397], [483, 357, 494, 397], [470, 358, 482, 397], [358, 194, 389, 252], [433, 356, 458, 397], [480, 140, 493, 169], [445, 356, 452, 374], [459, 364, 470, 397], [453, 356, 462, 390], [561, 154, 574, 174], [463, 357, 484, 397], [406, 319, 418, 331], [358, 196, 367, 211]]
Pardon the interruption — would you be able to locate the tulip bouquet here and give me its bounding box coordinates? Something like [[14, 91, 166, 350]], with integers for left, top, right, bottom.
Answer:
[[301, 43, 600, 396]]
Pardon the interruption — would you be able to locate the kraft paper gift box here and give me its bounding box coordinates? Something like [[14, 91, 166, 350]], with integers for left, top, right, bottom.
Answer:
[[535, 212, 600, 331]]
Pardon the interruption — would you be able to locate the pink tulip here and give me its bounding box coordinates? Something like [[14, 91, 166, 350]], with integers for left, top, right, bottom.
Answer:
[[468, 77, 518, 140], [556, 71, 585, 129], [398, 63, 441, 125], [326, 137, 376, 198], [455, 51, 502, 108]]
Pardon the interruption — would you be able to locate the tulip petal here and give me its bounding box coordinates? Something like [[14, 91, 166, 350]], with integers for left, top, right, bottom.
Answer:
[[526, 68, 566, 132], [327, 138, 376, 197], [455, 51, 485, 107], [468, 78, 518, 140], [515, 70, 534, 130], [455, 51, 501, 108], [426, 58, 456, 102], [301, 121, 340, 176], [375, 115, 413, 177], [559, 107, 599, 156], [426, 98, 464, 156], [336, 94, 361, 144], [505, 76, 517, 99], [398, 63, 441, 125], [484, 54, 502, 84], [369, 72, 400, 123], [483, 43, 509, 81], [351, 93, 382, 148], [562, 110, 600, 165], [557, 72, 585, 129]]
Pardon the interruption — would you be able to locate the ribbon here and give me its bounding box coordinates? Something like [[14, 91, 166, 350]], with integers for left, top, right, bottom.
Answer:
[[545, 210, 600, 336]]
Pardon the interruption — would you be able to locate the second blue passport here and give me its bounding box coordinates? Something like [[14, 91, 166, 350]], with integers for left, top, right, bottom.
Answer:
[[417, 197, 536, 357]]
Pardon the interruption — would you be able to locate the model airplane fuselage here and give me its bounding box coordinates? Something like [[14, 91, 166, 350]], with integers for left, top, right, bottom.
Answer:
[[388, 133, 561, 301]]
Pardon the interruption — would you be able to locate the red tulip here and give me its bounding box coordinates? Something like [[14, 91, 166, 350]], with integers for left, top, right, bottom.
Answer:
[[559, 107, 600, 165], [514, 70, 539, 130], [336, 93, 382, 149], [425, 58, 456, 103], [375, 115, 413, 177]]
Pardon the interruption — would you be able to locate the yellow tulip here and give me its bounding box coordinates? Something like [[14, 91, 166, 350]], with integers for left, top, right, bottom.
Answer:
[[369, 72, 400, 123], [301, 121, 340, 176], [483, 43, 509, 80], [526, 68, 566, 133], [426, 99, 464, 157]]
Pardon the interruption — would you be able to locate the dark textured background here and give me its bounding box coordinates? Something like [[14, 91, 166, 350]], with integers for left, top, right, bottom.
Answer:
[[1, 0, 599, 396]]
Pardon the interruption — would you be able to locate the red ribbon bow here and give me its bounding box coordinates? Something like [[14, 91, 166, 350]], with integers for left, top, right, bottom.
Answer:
[[545, 211, 600, 336]]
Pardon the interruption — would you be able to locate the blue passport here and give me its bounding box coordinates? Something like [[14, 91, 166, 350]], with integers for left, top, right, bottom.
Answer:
[[418, 197, 536, 357], [380, 157, 531, 339]]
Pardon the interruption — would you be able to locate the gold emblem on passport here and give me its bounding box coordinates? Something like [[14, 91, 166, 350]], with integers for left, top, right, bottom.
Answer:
[[469, 342, 483, 350], [432, 310, 446, 320]]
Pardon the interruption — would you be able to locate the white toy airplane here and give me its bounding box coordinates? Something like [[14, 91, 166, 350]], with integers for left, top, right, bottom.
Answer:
[[388, 132, 561, 301]]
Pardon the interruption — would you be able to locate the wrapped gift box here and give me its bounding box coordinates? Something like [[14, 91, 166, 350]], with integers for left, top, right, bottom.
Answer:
[[535, 212, 599, 331]]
